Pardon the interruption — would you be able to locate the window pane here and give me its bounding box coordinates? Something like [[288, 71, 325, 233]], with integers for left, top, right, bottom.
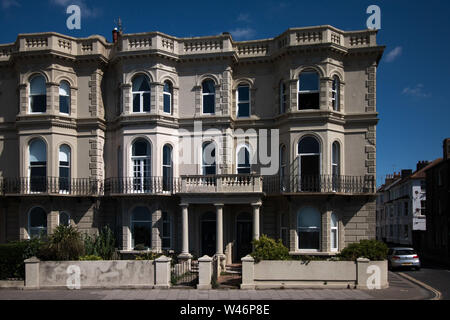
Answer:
[[298, 92, 319, 110], [298, 137, 319, 154], [59, 96, 69, 114], [31, 95, 46, 113], [132, 206, 151, 221], [202, 80, 215, 94], [299, 72, 319, 91], [237, 167, 251, 174], [143, 92, 150, 112], [298, 207, 321, 228], [132, 75, 150, 92], [238, 85, 249, 101], [163, 145, 172, 165], [133, 222, 151, 248], [203, 95, 215, 113], [30, 76, 46, 95], [133, 93, 140, 112], [331, 229, 337, 249], [163, 94, 171, 113], [30, 208, 47, 228], [59, 212, 69, 226], [162, 238, 170, 249], [298, 229, 320, 249], [238, 103, 250, 117], [132, 140, 148, 156], [30, 139, 46, 162], [204, 165, 216, 175]]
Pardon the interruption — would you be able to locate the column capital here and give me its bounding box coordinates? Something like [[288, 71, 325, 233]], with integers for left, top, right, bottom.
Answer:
[[214, 203, 224, 208], [180, 203, 189, 208], [251, 202, 262, 208]]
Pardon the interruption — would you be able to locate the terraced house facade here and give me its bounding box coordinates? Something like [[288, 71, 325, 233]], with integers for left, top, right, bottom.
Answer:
[[0, 25, 384, 265]]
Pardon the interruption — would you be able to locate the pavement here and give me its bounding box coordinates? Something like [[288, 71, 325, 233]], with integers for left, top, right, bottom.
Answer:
[[0, 271, 435, 300]]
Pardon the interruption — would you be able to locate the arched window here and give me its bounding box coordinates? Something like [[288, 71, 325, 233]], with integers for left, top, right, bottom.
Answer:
[[237, 84, 250, 117], [59, 81, 70, 114], [131, 206, 152, 249], [163, 81, 173, 114], [29, 75, 46, 113], [279, 145, 286, 191], [161, 212, 171, 249], [298, 71, 319, 110], [331, 76, 340, 111], [237, 145, 251, 174], [297, 136, 320, 191], [29, 207, 47, 238], [202, 79, 215, 114], [330, 212, 338, 251], [59, 145, 71, 193], [132, 75, 151, 113], [202, 142, 216, 175], [59, 211, 70, 226], [332, 141, 340, 191], [297, 206, 321, 251], [29, 139, 47, 192], [279, 81, 287, 114], [162, 144, 173, 191], [132, 139, 151, 192]]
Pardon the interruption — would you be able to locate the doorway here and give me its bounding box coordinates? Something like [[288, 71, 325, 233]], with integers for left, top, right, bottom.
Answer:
[[201, 212, 216, 257], [236, 212, 252, 261]]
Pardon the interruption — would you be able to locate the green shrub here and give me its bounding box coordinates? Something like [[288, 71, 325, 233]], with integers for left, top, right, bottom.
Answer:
[[39, 225, 85, 261], [79, 255, 102, 261], [83, 226, 116, 260], [133, 244, 147, 251], [0, 237, 46, 279], [337, 239, 388, 261], [250, 235, 290, 263], [135, 252, 161, 260]]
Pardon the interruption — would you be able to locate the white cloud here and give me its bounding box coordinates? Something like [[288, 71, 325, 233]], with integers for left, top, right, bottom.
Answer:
[[230, 28, 255, 40], [1, 0, 20, 9], [385, 46, 402, 62], [50, 0, 99, 18], [402, 84, 431, 98]]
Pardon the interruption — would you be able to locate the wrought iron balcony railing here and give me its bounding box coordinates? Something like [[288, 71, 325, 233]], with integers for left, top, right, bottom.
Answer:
[[0, 177, 102, 196], [0, 174, 375, 196], [263, 174, 376, 194]]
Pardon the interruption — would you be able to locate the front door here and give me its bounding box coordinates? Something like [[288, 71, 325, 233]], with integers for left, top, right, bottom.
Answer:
[[300, 155, 320, 191], [236, 212, 252, 260], [201, 212, 216, 257]]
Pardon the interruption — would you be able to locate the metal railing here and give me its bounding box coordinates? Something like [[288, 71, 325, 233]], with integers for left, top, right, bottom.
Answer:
[[263, 174, 376, 194], [0, 177, 101, 196], [103, 177, 181, 195]]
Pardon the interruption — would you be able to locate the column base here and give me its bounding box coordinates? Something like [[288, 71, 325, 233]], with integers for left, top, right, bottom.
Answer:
[[177, 253, 193, 260]]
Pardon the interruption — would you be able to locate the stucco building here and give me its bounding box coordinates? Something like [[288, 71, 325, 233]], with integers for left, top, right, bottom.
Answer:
[[0, 25, 384, 264]]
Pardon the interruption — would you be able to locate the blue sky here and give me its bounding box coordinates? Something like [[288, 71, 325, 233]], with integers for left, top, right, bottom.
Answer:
[[1, 0, 449, 186]]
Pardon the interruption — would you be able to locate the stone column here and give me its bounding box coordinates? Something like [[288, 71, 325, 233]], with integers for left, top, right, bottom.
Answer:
[[215, 204, 224, 255], [252, 202, 261, 240], [178, 203, 192, 260]]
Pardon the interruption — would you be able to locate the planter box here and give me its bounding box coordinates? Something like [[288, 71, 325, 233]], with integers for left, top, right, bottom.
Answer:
[[241, 256, 388, 289], [24, 256, 171, 289]]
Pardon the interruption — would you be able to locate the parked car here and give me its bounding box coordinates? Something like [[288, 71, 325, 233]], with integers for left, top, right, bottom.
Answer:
[[387, 247, 421, 270]]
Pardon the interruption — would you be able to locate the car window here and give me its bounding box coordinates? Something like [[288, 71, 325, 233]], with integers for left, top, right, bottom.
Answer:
[[394, 250, 416, 255]]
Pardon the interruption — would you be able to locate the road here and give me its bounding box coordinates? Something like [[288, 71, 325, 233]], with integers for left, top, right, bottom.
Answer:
[[395, 260, 450, 300]]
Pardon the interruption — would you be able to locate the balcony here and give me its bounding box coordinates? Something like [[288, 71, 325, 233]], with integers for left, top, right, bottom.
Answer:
[[103, 177, 180, 195], [0, 177, 101, 196], [179, 175, 263, 193], [263, 174, 376, 195]]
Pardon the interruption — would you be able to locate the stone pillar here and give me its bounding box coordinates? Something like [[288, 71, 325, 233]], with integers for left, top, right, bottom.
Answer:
[[240, 255, 255, 289], [197, 255, 213, 289], [215, 204, 224, 255], [356, 258, 388, 289], [154, 255, 171, 289], [252, 202, 261, 240], [24, 257, 40, 289], [178, 203, 192, 261]]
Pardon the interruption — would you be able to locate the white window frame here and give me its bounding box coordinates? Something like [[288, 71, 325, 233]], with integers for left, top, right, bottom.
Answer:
[[162, 144, 173, 192], [130, 140, 151, 193], [59, 81, 71, 115], [58, 144, 71, 194], [236, 84, 250, 118], [163, 81, 172, 114], [236, 144, 251, 174], [330, 213, 338, 252], [132, 76, 151, 113], [297, 207, 321, 252], [201, 80, 215, 115], [130, 207, 152, 250], [297, 71, 320, 110], [202, 141, 217, 175], [29, 75, 47, 114], [279, 81, 287, 114], [331, 76, 340, 111]]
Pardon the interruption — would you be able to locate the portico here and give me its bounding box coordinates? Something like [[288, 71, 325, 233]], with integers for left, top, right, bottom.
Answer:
[[177, 194, 263, 266]]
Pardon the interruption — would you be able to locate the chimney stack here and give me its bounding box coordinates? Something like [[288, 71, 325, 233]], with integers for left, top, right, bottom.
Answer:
[[112, 27, 118, 44], [444, 138, 450, 160], [416, 161, 430, 171], [401, 169, 413, 179]]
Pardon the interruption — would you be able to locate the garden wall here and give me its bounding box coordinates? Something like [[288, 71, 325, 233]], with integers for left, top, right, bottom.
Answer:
[[24, 255, 171, 289], [241, 256, 388, 289]]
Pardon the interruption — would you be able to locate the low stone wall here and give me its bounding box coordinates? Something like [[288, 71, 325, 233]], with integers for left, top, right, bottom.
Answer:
[[241, 255, 388, 289], [24, 256, 171, 289]]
